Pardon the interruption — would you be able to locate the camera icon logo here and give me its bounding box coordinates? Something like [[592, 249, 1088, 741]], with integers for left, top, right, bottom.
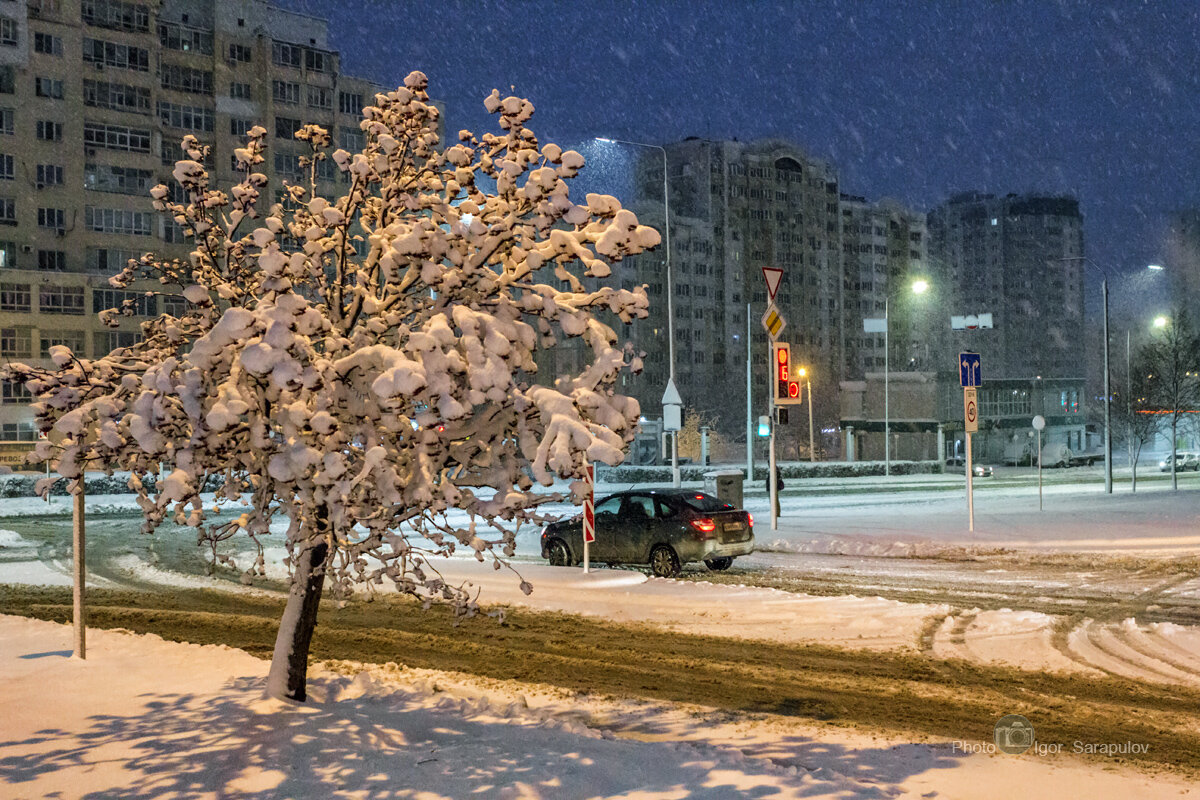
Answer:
[[994, 714, 1035, 754]]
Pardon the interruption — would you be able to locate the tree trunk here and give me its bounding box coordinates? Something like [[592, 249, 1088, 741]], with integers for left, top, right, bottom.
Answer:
[[1171, 421, 1179, 491], [266, 533, 329, 701]]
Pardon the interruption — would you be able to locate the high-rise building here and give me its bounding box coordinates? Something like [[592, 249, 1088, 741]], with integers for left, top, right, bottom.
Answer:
[[0, 0, 383, 445], [617, 138, 843, 440], [927, 192, 1085, 380], [838, 194, 929, 380], [1165, 209, 1200, 309]]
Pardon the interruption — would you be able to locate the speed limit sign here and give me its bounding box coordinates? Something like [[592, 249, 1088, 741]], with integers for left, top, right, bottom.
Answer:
[[964, 387, 978, 433]]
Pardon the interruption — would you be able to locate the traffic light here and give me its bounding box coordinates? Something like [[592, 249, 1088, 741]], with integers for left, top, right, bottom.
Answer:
[[771, 342, 803, 405], [757, 415, 770, 437]]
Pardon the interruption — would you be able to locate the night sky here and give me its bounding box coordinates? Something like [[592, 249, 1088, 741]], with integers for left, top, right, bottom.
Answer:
[[278, 0, 1197, 300]]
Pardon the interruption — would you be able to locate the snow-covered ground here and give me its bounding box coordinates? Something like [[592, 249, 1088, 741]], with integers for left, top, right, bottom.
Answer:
[[2, 473, 1198, 796], [3, 614, 1196, 799]]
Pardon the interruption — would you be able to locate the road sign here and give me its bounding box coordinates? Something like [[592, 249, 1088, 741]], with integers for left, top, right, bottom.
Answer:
[[959, 352, 982, 387], [951, 313, 994, 330], [761, 267, 784, 302], [583, 463, 595, 543], [964, 387, 978, 433], [761, 304, 786, 340]]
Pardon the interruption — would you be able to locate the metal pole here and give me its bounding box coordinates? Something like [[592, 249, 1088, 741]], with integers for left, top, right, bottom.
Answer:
[[965, 430, 975, 531], [806, 375, 815, 462], [746, 302, 753, 481], [72, 483, 85, 659], [660, 147, 679, 488], [1037, 428, 1043, 511], [769, 342, 777, 531], [1127, 329, 1133, 492], [884, 295, 890, 476], [1102, 277, 1112, 494]]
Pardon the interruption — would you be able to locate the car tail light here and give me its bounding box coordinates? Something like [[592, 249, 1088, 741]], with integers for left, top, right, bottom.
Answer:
[[747, 513, 754, 528], [689, 517, 717, 539]]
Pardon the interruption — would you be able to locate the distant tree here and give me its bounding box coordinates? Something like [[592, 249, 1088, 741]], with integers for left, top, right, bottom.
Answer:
[[2, 72, 659, 700], [676, 409, 731, 464], [1141, 308, 1200, 490], [1112, 356, 1160, 492]]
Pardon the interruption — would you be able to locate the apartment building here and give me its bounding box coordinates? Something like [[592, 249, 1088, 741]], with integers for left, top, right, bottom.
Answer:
[[0, 0, 383, 442], [838, 194, 929, 380], [927, 192, 1085, 381], [615, 138, 844, 438]]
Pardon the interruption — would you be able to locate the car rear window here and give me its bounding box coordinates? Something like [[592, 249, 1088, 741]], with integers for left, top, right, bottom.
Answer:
[[677, 492, 735, 512]]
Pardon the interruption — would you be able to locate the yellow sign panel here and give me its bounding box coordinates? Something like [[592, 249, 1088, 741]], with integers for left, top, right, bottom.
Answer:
[[761, 304, 786, 340]]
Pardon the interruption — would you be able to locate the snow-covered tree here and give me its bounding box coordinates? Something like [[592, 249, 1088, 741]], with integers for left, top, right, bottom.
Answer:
[[2, 72, 658, 700]]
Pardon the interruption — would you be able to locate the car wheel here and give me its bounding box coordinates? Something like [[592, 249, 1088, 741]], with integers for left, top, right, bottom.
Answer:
[[547, 539, 571, 567], [649, 545, 681, 578], [705, 556, 733, 571]]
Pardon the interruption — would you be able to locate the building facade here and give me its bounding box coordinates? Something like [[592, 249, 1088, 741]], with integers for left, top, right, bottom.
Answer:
[[927, 192, 1085, 381], [0, 0, 383, 443], [616, 138, 845, 443], [838, 194, 930, 380]]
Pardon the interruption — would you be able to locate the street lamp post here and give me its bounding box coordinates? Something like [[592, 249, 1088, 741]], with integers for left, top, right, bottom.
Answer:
[[596, 137, 678, 487], [799, 367, 814, 462], [1061, 257, 1112, 494], [883, 279, 929, 477]]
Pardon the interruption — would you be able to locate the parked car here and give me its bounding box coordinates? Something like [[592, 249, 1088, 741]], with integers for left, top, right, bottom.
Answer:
[[945, 458, 994, 477], [540, 489, 754, 578], [1159, 452, 1200, 472]]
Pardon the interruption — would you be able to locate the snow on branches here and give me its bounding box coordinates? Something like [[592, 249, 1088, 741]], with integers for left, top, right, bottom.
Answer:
[[3, 71, 657, 612]]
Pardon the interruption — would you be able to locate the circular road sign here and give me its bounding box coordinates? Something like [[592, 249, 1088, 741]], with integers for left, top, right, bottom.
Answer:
[[966, 399, 977, 425], [1032, 415, 1046, 431]]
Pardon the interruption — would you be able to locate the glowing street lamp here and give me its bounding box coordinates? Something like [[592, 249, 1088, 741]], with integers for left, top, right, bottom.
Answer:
[[884, 278, 929, 476]]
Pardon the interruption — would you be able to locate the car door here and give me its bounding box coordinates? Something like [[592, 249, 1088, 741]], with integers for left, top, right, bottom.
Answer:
[[615, 494, 658, 563], [588, 495, 624, 562]]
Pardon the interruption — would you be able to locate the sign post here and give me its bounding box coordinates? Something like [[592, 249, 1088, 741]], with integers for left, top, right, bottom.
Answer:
[[1032, 415, 1046, 511], [582, 463, 595, 573], [73, 483, 85, 659], [761, 268, 786, 532], [960, 353, 982, 532]]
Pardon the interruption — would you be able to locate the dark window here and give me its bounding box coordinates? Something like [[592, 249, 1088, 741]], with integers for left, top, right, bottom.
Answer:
[[228, 43, 251, 62], [39, 285, 85, 314], [35, 164, 64, 187], [157, 21, 213, 54], [274, 116, 300, 139], [81, 0, 150, 33], [33, 32, 63, 55], [37, 249, 66, 271], [35, 77, 63, 98], [36, 120, 63, 141], [338, 91, 362, 115]]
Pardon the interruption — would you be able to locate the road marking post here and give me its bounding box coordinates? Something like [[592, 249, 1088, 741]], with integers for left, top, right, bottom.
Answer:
[[583, 463, 595, 573]]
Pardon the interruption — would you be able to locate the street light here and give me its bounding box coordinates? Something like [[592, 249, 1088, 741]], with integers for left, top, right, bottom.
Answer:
[[595, 137, 678, 487], [1060, 256, 1113, 494], [884, 278, 929, 476], [798, 366, 815, 462]]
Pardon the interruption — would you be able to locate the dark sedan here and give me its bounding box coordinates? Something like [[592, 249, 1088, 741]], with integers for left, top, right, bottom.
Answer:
[[540, 489, 754, 578]]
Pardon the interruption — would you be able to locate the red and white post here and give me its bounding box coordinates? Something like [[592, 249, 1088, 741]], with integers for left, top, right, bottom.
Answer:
[[582, 463, 595, 573]]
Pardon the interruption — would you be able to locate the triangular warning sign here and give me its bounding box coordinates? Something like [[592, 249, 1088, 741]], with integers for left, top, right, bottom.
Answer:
[[762, 267, 783, 302]]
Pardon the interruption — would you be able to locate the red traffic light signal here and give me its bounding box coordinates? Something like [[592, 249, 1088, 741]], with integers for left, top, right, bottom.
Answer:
[[771, 342, 803, 405]]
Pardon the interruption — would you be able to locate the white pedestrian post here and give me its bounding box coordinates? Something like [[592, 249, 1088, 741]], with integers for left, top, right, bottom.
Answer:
[[1033, 415, 1046, 511], [72, 482, 86, 659]]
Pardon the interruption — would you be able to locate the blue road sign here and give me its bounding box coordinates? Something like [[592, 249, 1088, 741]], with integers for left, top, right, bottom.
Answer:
[[959, 352, 982, 387]]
